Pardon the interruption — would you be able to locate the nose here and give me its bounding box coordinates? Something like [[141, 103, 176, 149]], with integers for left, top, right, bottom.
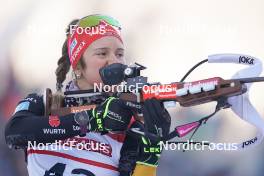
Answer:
[[107, 54, 121, 65]]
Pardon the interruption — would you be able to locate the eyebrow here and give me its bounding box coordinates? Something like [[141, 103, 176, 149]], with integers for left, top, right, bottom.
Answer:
[[94, 47, 124, 51]]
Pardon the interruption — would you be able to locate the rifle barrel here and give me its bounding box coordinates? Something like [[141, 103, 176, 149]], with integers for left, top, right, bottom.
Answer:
[[235, 77, 264, 83]]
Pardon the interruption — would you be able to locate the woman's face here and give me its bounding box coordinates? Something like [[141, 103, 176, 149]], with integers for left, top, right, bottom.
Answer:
[[77, 36, 125, 89]]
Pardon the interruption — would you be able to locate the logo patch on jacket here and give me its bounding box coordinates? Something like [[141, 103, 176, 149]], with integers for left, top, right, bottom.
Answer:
[[49, 115, 61, 127], [14, 101, 30, 114]]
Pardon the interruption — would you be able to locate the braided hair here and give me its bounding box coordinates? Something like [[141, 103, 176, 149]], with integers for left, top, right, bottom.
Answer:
[[52, 19, 79, 109], [55, 19, 79, 91]]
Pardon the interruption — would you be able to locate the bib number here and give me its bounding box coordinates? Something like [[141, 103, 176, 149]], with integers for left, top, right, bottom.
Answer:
[[44, 163, 95, 176]]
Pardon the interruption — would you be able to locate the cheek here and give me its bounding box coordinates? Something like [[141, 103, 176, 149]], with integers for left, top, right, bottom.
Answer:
[[82, 56, 106, 84]]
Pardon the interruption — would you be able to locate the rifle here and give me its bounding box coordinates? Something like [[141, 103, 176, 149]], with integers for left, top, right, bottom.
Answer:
[[45, 54, 264, 150]]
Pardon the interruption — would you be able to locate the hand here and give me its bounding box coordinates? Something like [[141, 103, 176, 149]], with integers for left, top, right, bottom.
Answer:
[[118, 121, 160, 175], [137, 98, 171, 166], [142, 98, 171, 141], [118, 99, 171, 172], [74, 97, 135, 135]]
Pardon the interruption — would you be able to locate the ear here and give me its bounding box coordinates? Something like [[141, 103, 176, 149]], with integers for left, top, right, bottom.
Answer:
[[74, 63, 82, 75], [74, 69, 81, 76]]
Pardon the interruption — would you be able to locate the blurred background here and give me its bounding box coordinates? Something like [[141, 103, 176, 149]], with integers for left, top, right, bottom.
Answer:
[[0, 0, 264, 175]]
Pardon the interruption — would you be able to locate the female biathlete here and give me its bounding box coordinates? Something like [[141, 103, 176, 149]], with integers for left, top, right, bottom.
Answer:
[[5, 14, 171, 176]]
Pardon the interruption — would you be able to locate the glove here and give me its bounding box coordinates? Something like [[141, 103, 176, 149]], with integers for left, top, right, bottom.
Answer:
[[132, 137, 160, 170], [118, 98, 171, 176], [118, 121, 160, 175], [137, 98, 171, 167], [74, 97, 135, 135], [142, 98, 171, 141]]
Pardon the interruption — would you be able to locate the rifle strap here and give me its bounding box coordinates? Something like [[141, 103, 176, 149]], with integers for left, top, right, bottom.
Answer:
[[209, 53, 264, 150]]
